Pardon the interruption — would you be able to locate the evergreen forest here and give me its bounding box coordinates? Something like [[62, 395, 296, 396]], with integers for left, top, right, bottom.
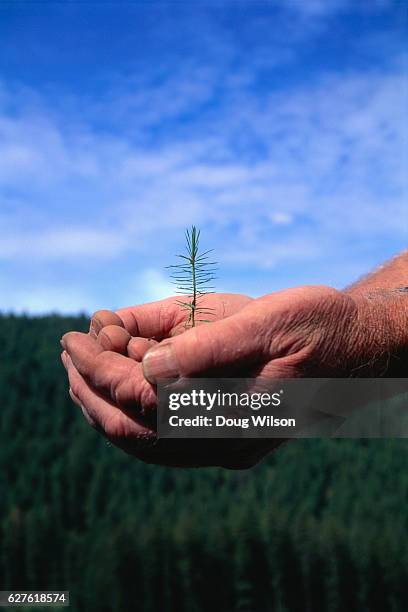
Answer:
[[0, 314, 407, 611]]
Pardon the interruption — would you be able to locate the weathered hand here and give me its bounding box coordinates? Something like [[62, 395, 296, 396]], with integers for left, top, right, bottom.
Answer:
[[61, 293, 274, 469], [60, 286, 368, 468], [140, 286, 362, 382]]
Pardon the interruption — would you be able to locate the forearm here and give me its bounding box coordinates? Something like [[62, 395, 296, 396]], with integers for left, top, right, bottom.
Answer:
[[343, 251, 408, 376], [345, 251, 408, 294]]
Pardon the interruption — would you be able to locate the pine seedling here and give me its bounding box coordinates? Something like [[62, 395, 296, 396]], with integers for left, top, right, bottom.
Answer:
[[167, 226, 217, 328]]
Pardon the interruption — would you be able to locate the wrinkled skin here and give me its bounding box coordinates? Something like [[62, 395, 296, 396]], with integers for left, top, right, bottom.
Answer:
[[61, 286, 365, 469]]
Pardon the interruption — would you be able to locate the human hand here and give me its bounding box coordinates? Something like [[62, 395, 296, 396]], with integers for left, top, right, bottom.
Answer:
[[140, 285, 363, 382], [61, 286, 369, 468], [61, 293, 276, 469]]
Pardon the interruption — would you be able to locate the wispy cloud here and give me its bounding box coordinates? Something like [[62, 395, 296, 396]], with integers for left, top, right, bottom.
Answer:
[[133, 268, 175, 303], [0, 63, 405, 263], [0, 229, 127, 261], [284, 0, 392, 17], [0, 3, 405, 312]]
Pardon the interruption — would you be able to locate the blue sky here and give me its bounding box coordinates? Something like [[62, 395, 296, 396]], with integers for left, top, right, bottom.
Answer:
[[0, 0, 406, 314]]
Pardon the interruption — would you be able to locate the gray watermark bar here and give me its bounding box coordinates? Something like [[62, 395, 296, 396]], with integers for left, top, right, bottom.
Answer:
[[0, 592, 69, 607], [157, 378, 408, 438]]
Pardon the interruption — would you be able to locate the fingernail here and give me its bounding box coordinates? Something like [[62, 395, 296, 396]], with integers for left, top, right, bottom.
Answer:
[[60, 336, 67, 349], [142, 343, 178, 384], [90, 317, 102, 338]]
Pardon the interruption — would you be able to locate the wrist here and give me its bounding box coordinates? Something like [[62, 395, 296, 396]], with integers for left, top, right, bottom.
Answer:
[[343, 288, 408, 376]]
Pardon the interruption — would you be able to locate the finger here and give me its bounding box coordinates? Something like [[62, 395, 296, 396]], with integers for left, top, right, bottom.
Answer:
[[116, 296, 185, 339], [89, 309, 124, 338], [61, 350, 68, 369], [66, 352, 272, 468], [67, 360, 271, 468], [65, 355, 219, 464], [68, 385, 81, 407], [142, 309, 268, 383], [127, 337, 158, 361], [61, 331, 157, 412], [65, 354, 155, 441], [62, 330, 104, 364], [68, 385, 97, 427], [97, 325, 131, 354], [63, 351, 96, 426]]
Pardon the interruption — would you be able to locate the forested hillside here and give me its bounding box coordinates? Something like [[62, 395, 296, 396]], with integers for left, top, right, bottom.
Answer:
[[0, 314, 407, 611]]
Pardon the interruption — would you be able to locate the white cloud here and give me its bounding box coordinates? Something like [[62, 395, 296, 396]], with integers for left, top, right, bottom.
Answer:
[[283, 0, 391, 17], [222, 236, 320, 269], [1, 67, 406, 272], [0, 229, 127, 261], [269, 212, 294, 225], [130, 268, 175, 303], [0, 32, 405, 315]]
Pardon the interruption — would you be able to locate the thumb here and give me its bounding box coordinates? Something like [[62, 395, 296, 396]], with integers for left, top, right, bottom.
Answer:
[[142, 310, 266, 383]]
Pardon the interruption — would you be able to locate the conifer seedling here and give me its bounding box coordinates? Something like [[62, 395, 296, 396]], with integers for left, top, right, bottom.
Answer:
[[167, 226, 217, 328]]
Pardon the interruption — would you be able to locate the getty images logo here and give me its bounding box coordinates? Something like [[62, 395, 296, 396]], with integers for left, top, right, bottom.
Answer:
[[168, 389, 284, 411]]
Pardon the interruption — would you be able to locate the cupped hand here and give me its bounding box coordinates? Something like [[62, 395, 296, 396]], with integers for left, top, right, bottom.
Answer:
[[61, 286, 362, 468], [61, 293, 274, 469]]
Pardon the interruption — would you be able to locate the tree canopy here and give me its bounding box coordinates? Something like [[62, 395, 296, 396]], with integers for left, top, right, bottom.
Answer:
[[0, 314, 406, 611]]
